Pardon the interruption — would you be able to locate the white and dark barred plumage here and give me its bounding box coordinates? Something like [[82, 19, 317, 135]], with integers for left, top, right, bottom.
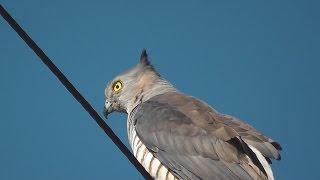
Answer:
[[104, 49, 282, 180], [128, 120, 177, 180]]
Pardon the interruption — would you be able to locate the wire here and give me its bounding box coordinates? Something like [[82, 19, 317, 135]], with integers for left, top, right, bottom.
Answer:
[[0, 4, 152, 180]]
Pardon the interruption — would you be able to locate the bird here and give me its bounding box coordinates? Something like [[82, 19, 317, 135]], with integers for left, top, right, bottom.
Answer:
[[103, 49, 282, 180]]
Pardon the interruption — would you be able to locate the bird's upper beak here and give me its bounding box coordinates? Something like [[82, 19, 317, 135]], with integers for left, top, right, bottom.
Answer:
[[103, 100, 113, 118]]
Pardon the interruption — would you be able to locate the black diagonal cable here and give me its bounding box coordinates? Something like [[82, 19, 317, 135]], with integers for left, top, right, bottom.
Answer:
[[0, 5, 152, 179]]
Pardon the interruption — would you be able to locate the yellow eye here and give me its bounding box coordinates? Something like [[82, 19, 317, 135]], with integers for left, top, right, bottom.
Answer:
[[112, 80, 123, 92]]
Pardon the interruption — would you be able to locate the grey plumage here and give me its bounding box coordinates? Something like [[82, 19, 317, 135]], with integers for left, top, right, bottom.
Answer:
[[104, 50, 282, 180], [132, 92, 280, 180]]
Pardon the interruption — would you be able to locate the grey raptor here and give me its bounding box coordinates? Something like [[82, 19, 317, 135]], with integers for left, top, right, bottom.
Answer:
[[103, 50, 282, 180]]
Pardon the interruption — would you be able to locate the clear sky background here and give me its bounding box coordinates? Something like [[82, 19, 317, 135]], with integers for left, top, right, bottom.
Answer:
[[0, 1, 319, 180]]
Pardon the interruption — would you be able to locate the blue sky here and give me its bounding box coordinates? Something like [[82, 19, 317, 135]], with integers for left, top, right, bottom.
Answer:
[[0, 1, 319, 179]]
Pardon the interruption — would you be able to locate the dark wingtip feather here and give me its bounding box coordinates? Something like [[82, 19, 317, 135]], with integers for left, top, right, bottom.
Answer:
[[271, 141, 282, 151], [265, 157, 272, 164], [227, 137, 268, 177], [277, 154, 281, 161]]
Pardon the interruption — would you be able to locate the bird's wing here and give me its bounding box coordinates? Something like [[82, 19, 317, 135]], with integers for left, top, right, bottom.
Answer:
[[221, 114, 281, 162], [133, 92, 280, 180]]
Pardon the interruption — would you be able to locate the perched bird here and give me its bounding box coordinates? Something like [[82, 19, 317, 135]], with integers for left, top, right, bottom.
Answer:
[[103, 49, 282, 180]]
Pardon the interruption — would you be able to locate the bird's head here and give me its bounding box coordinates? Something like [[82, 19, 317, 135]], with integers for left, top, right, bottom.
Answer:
[[103, 49, 176, 118]]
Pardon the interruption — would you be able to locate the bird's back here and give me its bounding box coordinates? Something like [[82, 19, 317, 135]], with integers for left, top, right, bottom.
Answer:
[[128, 92, 281, 180]]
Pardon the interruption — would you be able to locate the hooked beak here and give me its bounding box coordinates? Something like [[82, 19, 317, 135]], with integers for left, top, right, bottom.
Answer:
[[103, 100, 113, 118]]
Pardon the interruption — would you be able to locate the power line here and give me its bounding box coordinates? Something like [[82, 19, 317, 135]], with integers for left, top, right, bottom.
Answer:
[[0, 4, 152, 180]]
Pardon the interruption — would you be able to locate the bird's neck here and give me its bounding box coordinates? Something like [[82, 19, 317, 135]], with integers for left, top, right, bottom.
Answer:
[[126, 78, 177, 114]]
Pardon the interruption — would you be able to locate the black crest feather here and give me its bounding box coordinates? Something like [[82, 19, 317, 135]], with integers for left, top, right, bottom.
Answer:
[[140, 49, 151, 66], [138, 49, 159, 75]]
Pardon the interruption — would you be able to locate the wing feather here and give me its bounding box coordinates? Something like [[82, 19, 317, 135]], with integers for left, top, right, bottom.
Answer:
[[133, 92, 281, 179]]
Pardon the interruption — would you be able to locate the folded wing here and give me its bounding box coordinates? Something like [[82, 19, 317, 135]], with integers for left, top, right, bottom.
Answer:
[[133, 92, 281, 180]]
